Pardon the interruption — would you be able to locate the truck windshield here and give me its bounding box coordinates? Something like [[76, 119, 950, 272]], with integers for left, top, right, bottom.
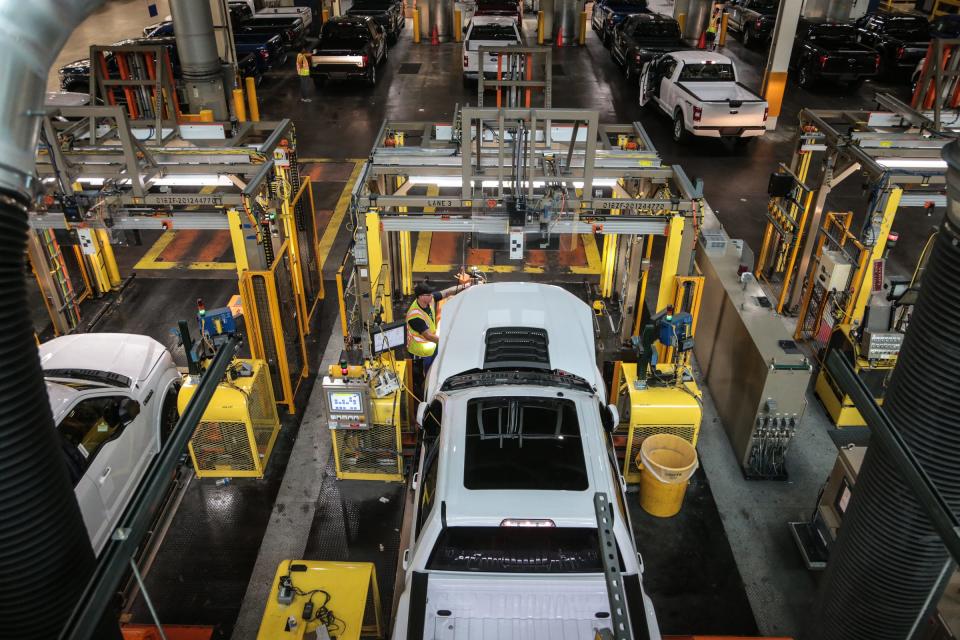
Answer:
[[427, 526, 604, 572], [320, 25, 369, 47], [633, 21, 681, 38], [679, 62, 735, 81], [469, 24, 517, 40], [464, 397, 587, 491]]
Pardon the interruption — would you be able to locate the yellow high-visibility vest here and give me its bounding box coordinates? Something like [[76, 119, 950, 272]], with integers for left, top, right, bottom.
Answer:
[[406, 299, 437, 357]]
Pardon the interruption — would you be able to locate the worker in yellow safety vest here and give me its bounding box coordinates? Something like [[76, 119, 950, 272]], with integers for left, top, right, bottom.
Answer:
[[406, 277, 474, 375], [296, 47, 312, 103]]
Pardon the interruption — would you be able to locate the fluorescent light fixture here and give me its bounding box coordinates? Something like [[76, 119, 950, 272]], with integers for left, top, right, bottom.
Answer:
[[406, 177, 619, 189], [875, 158, 947, 170]]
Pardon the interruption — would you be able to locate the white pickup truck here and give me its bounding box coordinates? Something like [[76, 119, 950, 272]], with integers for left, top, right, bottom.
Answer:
[[392, 282, 662, 640], [639, 50, 768, 144], [462, 16, 523, 84], [42, 333, 181, 555]]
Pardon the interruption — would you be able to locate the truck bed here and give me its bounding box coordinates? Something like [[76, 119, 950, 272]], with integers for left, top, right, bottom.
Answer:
[[678, 81, 763, 103]]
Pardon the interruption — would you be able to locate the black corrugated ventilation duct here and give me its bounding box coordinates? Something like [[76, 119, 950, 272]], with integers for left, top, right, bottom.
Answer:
[[804, 143, 960, 639], [0, 193, 100, 637]]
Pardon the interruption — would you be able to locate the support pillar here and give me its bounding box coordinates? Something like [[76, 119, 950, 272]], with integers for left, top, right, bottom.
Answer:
[[761, 0, 803, 129], [656, 215, 684, 313], [170, 0, 229, 119]]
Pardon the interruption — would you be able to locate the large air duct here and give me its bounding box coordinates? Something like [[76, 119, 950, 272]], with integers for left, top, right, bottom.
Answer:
[[804, 142, 960, 638], [0, 2, 121, 637], [170, 0, 229, 119]]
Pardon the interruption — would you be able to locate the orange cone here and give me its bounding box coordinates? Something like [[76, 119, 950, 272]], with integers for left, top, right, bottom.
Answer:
[[555, 28, 563, 47], [431, 24, 439, 45], [697, 30, 707, 49]]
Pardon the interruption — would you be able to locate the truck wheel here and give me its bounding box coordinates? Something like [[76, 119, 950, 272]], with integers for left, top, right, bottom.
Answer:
[[798, 65, 815, 89], [367, 65, 377, 86], [672, 111, 689, 144], [743, 27, 754, 48]]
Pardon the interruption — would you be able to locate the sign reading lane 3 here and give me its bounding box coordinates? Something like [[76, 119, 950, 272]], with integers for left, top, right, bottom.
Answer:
[[145, 194, 224, 206]]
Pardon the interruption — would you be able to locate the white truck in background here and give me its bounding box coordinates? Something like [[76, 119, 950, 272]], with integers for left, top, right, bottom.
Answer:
[[640, 50, 768, 144], [391, 282, 662, 640], [462, 16, 523, 84], [42, 333, 181, 556]]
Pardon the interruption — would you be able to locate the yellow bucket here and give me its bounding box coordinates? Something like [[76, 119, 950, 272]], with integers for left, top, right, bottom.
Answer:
[[637, 433, 698, 518]]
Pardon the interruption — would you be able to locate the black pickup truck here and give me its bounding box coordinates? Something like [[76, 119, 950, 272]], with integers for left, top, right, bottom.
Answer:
[[610, 13, 688, 81], [346, 0, 405, 43], [237, 16, 308, 50], [725, 0, 777, 48], [791, 19, 880, 89], [311, 16, 387, 86], [856, 12, 930, 79]]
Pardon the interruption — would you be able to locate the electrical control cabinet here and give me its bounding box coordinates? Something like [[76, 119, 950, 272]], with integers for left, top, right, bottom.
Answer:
[[695, 240, 812, 479], [860, 329, 903, 360], [817, 249, 853, 292], [322, 377, 371, 430]]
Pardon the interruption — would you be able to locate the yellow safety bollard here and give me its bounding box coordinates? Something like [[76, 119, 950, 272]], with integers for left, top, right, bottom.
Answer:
[[537, 11, 544, 45], [245, 76, 260, 122], [677, 12, 686, 33], [232, 88, 247, 122], [321, 7, 329, 23], [454, 8, 462, 42], [579, 11, 587, 46], [718, 13, 729, 46], [413, 8, 420, 43]]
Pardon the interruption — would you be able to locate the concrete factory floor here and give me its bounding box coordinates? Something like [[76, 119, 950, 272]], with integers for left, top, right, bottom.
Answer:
[[34, 1, 958, 639]]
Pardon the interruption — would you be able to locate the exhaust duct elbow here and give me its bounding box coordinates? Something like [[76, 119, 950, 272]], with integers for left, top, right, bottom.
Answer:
[[0, 0, 107, 198]]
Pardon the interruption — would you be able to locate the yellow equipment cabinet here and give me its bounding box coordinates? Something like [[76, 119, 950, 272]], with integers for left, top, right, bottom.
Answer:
[[257, 560, 383, 640], [616, 362, 702, 484], [815, 325, 897, 427], [179, 359, 282, 479], [326, 360, 406, 482]]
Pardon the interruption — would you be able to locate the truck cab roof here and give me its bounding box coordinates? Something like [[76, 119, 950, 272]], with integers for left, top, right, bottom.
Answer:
[[425, 283, 604, 398], [668, 50, 733, 65]]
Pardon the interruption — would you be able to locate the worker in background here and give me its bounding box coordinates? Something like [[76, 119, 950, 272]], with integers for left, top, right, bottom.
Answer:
[[406, 273, 474, 396], [705, 4, 721, 51], [296, 47, 312, 103]]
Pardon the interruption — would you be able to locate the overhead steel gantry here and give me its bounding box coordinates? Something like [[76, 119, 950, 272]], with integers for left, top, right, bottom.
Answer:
[[29, 105, 321, 411], [342, 107, 706, 354], [757, 93, 954, 323]]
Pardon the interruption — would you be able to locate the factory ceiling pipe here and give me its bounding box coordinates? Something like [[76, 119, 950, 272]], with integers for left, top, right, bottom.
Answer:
[[804, 142, 960, 638], [169, 0, 221, 80], [0, 0, 122, 637]]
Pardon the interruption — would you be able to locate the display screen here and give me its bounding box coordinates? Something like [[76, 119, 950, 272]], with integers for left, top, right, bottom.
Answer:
[[329, 391, 363, 413], [372, 322, 406, 353]]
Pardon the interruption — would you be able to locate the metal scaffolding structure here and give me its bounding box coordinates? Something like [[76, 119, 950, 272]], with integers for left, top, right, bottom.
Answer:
[[30, 107, 319, 410]]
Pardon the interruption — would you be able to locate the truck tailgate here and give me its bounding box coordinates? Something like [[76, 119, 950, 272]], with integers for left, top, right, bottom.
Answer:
[[468, 41, 519, 73], [425, 574, 615, 639], [698, 100, 767, 128]]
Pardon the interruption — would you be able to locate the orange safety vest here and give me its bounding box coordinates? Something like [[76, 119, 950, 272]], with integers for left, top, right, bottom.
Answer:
[[406, 298, 437, 357]]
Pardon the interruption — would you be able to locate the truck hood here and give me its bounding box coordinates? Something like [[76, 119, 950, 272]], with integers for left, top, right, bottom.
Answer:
[[39, 333, 167, 387], [426, 283, 603, 398]]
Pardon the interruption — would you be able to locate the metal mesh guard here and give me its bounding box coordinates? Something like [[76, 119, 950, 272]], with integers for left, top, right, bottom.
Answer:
[[190, 421, 255, 472], [627, 425, 698, 475], [335, 425, 399, 476]]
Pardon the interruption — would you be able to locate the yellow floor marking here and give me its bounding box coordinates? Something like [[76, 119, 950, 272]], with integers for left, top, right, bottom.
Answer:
[[571, 234, 603, 275], [318, 160, 365, 270], [133, 230, 237, 271]]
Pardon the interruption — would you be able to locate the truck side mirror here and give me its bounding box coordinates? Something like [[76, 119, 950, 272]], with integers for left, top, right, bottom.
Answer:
[[602, 403, 619, 433], [416, 402, 428, 427], [119, 398, 141, 424]]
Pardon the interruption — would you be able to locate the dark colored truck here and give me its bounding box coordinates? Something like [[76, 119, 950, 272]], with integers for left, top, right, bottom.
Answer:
[[725, 0, 777, 48], [592, 0, 649, 46], [310, 16, 388, 86], [475, 0, 523, 25], [346, 0, 405, 43], [610, 12, 688, 81], [237, 16, 308, 50], [791, 20, 880, 89], [856, 12, 930, 79]]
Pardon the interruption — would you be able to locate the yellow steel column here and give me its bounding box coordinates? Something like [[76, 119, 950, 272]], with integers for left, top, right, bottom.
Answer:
[[413, 9, 421, 43], [631, 235, 653, 338], [227, 208, 250, 277], [366, 210, 393, 322], [396, 176, 413, 296], [233, 88, 247, 122], [718, 13, 729, 46], [245, 77, 260, 122], [850, 187, 902, 325], [600, 189, 620, 298], [95, 229, 121, 288], [677, 13, 686, 33], [655, 215, 685, 313], [537, 11, 544, 44]]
